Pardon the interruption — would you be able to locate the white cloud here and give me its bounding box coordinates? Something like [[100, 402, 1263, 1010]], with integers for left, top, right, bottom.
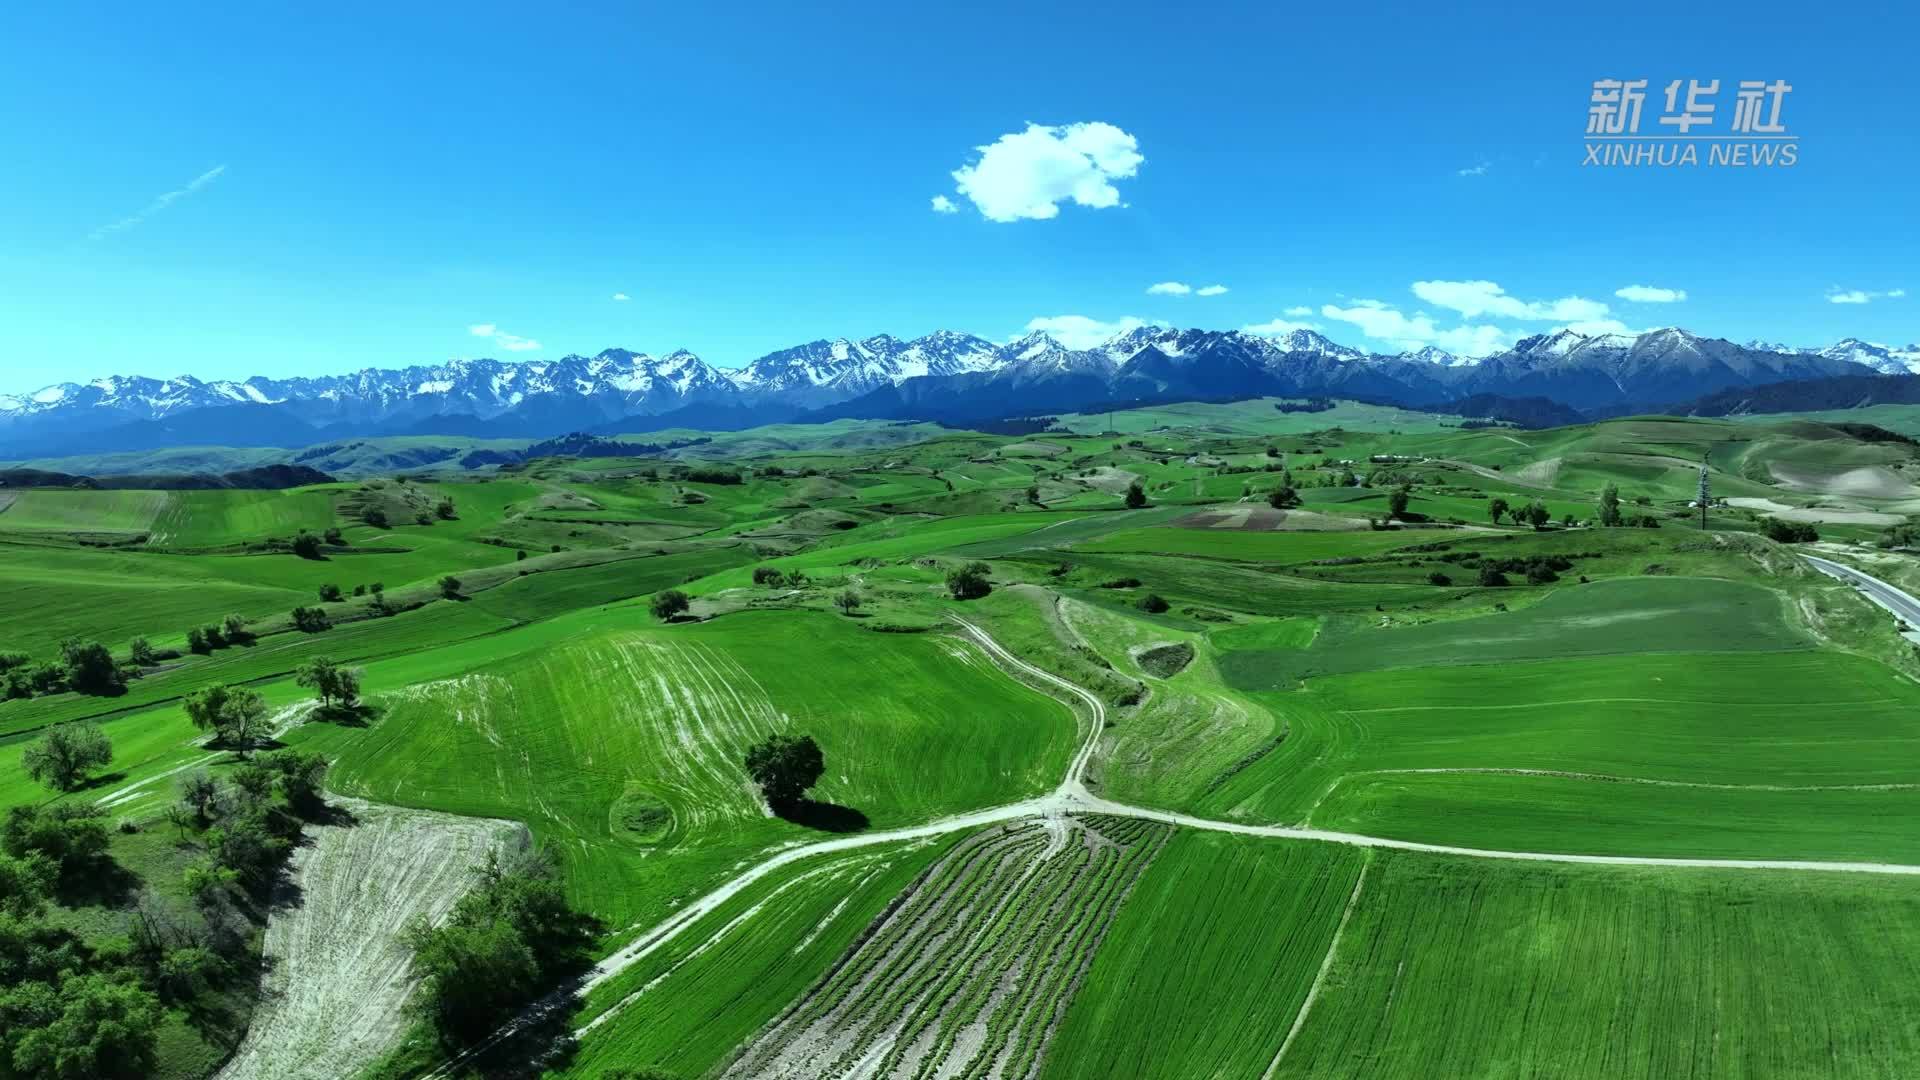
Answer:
[[1614, 284, 1687, 303], [1829, 287, 1906, 304], [468, 323, 542, 353], [1457, 161, 1490, 177], [89, 164, 228, 240], [611, 292, 630, 302], [1146, 281, 1192, 296], [1196, 284, 1229, 297], [1284, 305, 1313, 317], [948, 122, 1143, 223], [1242, 318, 1322, 336], [1411, 279, 1609, 322], [1023, 314, 1148, 350], [1320, 300, 1515, 357], [930, 194, 957, 214]]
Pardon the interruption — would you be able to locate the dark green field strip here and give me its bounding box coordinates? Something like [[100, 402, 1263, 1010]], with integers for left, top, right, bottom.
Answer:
[[1218, 575, 1808, 688], [1041, 830, 1367, 1080], [1036, 551, 1440, 616], [944, 505, 1191, 557], [1314, 771, 1920, 863], [467, 546, 753, 622], [1273, 851, 1920, 1078]]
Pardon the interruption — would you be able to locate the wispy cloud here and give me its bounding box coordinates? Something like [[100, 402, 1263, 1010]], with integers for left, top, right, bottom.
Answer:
[[1614, 284, 1688, 303], [468, 323, 543, 353], [89, 165, 228, 240], [1284, 305, 1313, 317], [611, 292, 630, 301], [1827, 286, 1906, 305], [930, 194, 958, 214], [1146, 281, 1192, 296], [1412, 279, 1608, 322], [947, 122, 1143, 222], [1456, 161, 1490, 177], [1196, 284, 1229, 297]]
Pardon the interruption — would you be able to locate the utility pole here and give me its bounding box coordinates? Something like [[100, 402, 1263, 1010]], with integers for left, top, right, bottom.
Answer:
[[1698, 453, 1711, 530]]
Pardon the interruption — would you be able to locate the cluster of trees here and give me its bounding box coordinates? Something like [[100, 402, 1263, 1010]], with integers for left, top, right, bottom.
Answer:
[[1488, 497, 1552, 529], [752, 566, 811, 590], [1878, 522, 1918, 549], [404, 849, 598, 1047], [1761, 517, 1820, 543], [290, 605, 331, 633], [682, 466, 744, 485], [946, 561, 993, 601], [1, 636, 141, 701], [296, 656, 362, 716], [0, 802, 164, 1078], [188, 613, 253, 654], [290, 526, 346, 558]]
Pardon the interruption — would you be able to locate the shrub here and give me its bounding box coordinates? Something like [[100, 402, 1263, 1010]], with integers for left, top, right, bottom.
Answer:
[[128, 637, 157, 666], [60, 638, 123, 695], [439, 575, 463, 599], [1428, 571, 1452, 586], [291, 532, 323, 559], [1477, 566, 1510, 587], [1761, 516, 1819, 544], [1137, 593, 1170, 614], [291, 606, 331, 633], [945, 562, 992, 601], [186, 627, 210, 655], [22, 722, 114, 791], [318, 583, 344, 603]]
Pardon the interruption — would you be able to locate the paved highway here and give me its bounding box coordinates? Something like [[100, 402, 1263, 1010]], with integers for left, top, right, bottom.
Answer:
[[1803, 553, 1920, 631]]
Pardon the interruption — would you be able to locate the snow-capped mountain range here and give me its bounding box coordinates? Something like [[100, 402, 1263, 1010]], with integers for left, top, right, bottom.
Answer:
[[1745, 338, 1920, 375], [0, 325, 1895, 456]]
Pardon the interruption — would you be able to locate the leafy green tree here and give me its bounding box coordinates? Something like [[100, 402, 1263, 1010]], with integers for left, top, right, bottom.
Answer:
[[435, 496, 458, 520], [186, 627, 210, 655], [183, 684, 269, 752], [1477, 565, 1510, 587], [1428, 571, 1452, 586], [1123, 480, 1147, 509], [1387, 485, 1411, 519], [1137, 593, 1170, 614], [290, 606, 331, 633], [834, 588, 862, 616], [1598, 482, 1623, 527], [21, 722, 113, 792], [743, 733, 825, 812], [650, 589, 691, 621], [59, 638, 122, 695], [2, 804, 110, 877], [318, 583, 344, 603], [127, 638, 157, 667], [264, 750, 330, 814], [1762, 517, 1819, 543], [438, 575, 462, 599], [178, 771, 221, 826], [8, 972, 162, 1079], [945, 561, 992, 601], [1267, 485, 1300, 510], [752, 566, 787, 588], [1487, 497, 1510, 525], [221, 613, 250, 643], [291, 531, 323, 559], [1521, 499, 1551, 530], [295, 656, 361, 712], [0, 851, 53, 917]]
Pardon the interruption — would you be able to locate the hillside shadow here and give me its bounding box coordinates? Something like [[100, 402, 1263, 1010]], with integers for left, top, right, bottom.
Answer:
[[779, 799, 869, 834]]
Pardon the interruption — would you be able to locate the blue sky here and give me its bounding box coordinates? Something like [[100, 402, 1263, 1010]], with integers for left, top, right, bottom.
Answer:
[[1, 2, 1915, 392]]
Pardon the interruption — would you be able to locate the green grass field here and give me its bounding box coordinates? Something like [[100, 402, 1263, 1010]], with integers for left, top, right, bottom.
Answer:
[[9, 407, 1920, 1080]]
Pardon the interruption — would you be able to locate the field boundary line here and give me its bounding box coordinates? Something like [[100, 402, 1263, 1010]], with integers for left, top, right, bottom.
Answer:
[[1261, 858, 1369, 1079]]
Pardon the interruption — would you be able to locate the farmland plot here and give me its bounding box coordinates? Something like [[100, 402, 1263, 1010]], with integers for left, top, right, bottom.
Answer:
[[722, 815, 1170, 1080], [217, 800, 521, 1080]]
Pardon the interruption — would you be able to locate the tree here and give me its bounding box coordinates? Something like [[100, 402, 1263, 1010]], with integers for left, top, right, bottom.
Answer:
[[291, 532, 323, 559], [1477, 566, 1510, 587], [221, 613, 250, 644], [945, 562, 992, 601], [323, 527, 345, 545], [1428, 571, 1453, 586], [834, 588, 862, 616], [128, 638, 157, 667], [59, 638, 122, 696], [650, 589, 691, 621], [752, 566, 787, 588], [1521, 499, 1551, 530], [264, 750, 330, 814], [1762, 517, 1819, 543], [1267, 485, 1300, 510], [362, 506, 389, 528], [435, 496, 457, 520], [295, 656, 361, 712], [1487, 497, 1510, 525], [318, 583, 344, 603], [1387, 485, 1411, 519], [183, 684, 269, 752], [1025, 484, 1041, 505], [290, 606, 330, 633], [1123, 480, 1147, 509], [8, 972, 162, 1079], [438, 575, 463, 599], [21, 722, 113, 792], [1137, 593, 1170, 614], [178, 771, 221, 826], [186, 627, 210, 655], [743, 733, 825, 812], [1598, 482, 1623, 527]]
